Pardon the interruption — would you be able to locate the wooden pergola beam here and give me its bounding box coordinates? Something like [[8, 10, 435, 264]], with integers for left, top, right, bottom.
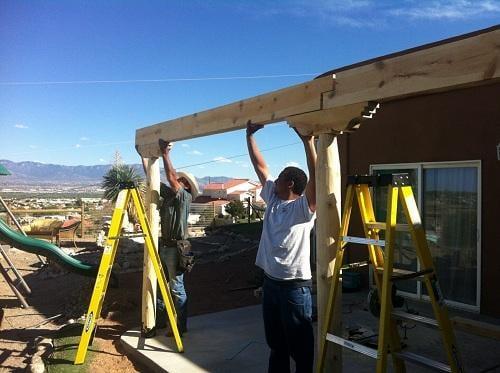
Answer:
[[321, 26, 500, 110], [135, 76, 335, 157], [136, 26, 499, 154]]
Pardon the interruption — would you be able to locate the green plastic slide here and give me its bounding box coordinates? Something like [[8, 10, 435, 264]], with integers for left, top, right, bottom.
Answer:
[[0, 218, 97, 277]]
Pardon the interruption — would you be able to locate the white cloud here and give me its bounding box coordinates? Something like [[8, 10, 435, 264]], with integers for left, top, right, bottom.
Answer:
[[75, 144, 81, 148], [99, 158, 106, 162], [14, 124, 28, 129], [250, 0, 378, 27], [285, 161, 301, 168], [388, 0, 500, 20], [213, 156, 232, 163], [181, 143, 190, 148], [80, 136, 90, 141], [198, 165, 205, 169], [188, 150, 203, 155], [247, 0, 499, 26], [29, 145, 37, 149], [235, 160, 250, 168]]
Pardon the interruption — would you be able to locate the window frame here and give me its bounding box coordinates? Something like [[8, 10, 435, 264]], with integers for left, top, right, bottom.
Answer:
[[369, 160, 481, 312]]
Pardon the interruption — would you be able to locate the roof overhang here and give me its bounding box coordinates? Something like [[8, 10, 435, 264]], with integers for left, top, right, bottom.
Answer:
[[136, 25, 500, 158]]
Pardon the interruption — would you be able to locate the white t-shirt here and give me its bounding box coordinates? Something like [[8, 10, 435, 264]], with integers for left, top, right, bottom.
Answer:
[[255, 179, 316, 280]]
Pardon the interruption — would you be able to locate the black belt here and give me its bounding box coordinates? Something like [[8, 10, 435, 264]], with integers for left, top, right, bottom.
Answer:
[[264, 273, 312, 288]]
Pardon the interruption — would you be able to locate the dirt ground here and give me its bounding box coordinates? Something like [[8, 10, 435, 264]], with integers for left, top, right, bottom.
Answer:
[[0, 226, 262, 372]]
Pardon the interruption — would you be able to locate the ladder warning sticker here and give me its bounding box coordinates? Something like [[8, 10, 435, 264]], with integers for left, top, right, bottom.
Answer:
[[84, 311, 94, 333]]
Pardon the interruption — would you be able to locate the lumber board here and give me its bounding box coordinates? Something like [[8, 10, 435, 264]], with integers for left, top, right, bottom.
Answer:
[[287, 102, 370, 135], [135, 76, 335, 157], [323, 28, 500, 109], [451, 316, 500, 341], [315, 135, 342, 371], [136, 27, 499, 155]]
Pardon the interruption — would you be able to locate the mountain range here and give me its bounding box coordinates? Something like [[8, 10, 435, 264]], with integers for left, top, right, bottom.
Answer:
[[0, 160, 230, 187]]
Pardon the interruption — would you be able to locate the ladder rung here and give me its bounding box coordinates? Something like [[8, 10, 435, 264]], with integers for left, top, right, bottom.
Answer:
[[108, 233, 146, 240], [365, 222, 410, 231], [325, 333, 378, 359], [375, 267, 431, 281], [341, 236, 385, 247], [392, 310, 439, 328], [394, 351, 451, 372]]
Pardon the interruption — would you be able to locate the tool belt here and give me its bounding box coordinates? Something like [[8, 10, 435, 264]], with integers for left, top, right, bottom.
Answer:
[[162, 238, 195, 273]]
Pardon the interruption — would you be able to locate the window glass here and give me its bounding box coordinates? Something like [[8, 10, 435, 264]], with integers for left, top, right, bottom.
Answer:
[[422, 167, 478, 305]]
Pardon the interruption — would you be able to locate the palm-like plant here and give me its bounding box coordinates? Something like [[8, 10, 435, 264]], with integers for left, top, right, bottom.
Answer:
[[102, 164, 145, 224]]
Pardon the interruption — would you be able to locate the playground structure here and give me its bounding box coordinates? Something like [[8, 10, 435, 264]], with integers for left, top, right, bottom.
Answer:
[[134, 26, 499, 372], [0, 164, 98, 308]]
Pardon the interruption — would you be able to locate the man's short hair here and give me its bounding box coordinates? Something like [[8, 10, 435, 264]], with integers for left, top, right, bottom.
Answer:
[[282, 166, 308, 195]]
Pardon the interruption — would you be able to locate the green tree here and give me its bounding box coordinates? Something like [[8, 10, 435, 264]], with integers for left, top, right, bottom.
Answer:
[[102, 164, 145, 224], [225, 200, 246, 219]]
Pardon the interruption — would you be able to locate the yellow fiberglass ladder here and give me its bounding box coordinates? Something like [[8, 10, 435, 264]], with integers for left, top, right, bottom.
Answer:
[[317, 173, 463, 373], [74, 183, 183, 365]]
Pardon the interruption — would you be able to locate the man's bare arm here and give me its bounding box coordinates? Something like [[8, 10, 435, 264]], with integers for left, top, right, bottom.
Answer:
[[159, 139, 182, 192], [246, 121, 269, 186], [294, 129, 317, 212]]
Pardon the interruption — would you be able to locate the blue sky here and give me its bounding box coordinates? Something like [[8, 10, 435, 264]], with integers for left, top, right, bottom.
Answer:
[[1, 1, 498, 180]]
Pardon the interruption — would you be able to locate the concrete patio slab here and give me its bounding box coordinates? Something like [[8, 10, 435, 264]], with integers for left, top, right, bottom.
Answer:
[[121, 292, 500, 372], [120, 305, 268, 372]]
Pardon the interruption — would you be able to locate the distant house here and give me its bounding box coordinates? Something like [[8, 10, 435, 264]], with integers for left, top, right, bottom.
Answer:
[[202, 179, 262, 202]]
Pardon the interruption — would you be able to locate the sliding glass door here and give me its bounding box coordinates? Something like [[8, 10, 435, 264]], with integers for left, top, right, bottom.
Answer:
[[370, 161, 480, 311]]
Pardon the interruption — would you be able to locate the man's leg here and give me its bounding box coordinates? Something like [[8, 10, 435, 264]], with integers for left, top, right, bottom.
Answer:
[[280, 286, 314, 373], [160, 246, 188, 333], [263, 278, 291, 373]]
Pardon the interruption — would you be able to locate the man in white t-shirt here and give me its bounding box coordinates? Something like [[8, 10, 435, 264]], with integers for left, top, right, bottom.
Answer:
[[246, 121, 317, 373]]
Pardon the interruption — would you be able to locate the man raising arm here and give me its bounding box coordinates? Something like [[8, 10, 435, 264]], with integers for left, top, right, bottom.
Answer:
[[246, 121, 317, 373]]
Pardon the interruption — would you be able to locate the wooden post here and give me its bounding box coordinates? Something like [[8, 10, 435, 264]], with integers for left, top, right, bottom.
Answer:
[[80, 202, 85, 238], [142, 157, 161, 332], [315, 134, 342, 372]]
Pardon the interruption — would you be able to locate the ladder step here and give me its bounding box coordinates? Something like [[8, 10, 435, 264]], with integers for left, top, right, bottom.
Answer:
[[108, 233, 146, 240], [394, 351, 451, 372], [341, 236, 385, 247], [325, 333, 378, 359], [392, 310, 439, 328], [375, 267, 432, 281], [365, 222, 410, 231]]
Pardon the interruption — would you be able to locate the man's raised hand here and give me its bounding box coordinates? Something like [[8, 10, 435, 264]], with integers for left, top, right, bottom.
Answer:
[[246, 120, 264, 136], [159, 139, 173, 153]]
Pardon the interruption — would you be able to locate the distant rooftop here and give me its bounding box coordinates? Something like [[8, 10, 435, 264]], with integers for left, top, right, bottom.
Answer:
[[204, 178, 250, 190]]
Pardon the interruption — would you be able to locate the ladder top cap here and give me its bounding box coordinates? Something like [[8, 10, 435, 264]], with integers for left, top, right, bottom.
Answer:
[[347, 173, 411, 187]]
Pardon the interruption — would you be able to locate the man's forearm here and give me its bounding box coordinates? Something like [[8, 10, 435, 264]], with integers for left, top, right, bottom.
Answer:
[[161, 152, 178, 183], [303, 139, 317, 210], [304, 140, 317, 177], [246, 134, 268, 185]]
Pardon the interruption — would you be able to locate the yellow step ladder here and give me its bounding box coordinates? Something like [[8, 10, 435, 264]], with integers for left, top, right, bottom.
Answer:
[[317, 173, 463, 373], [74, 183, 183, 365]]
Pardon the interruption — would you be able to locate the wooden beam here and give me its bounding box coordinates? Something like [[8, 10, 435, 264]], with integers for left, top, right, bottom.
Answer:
[[287, 102, 374, 135], [315, 135, 342, 372], [451, 316, 500, 341], [136, 76, 335, 157], [136, 27, 499, 152], [323, 28, 500, 109], [142, 158, 160, 332]]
